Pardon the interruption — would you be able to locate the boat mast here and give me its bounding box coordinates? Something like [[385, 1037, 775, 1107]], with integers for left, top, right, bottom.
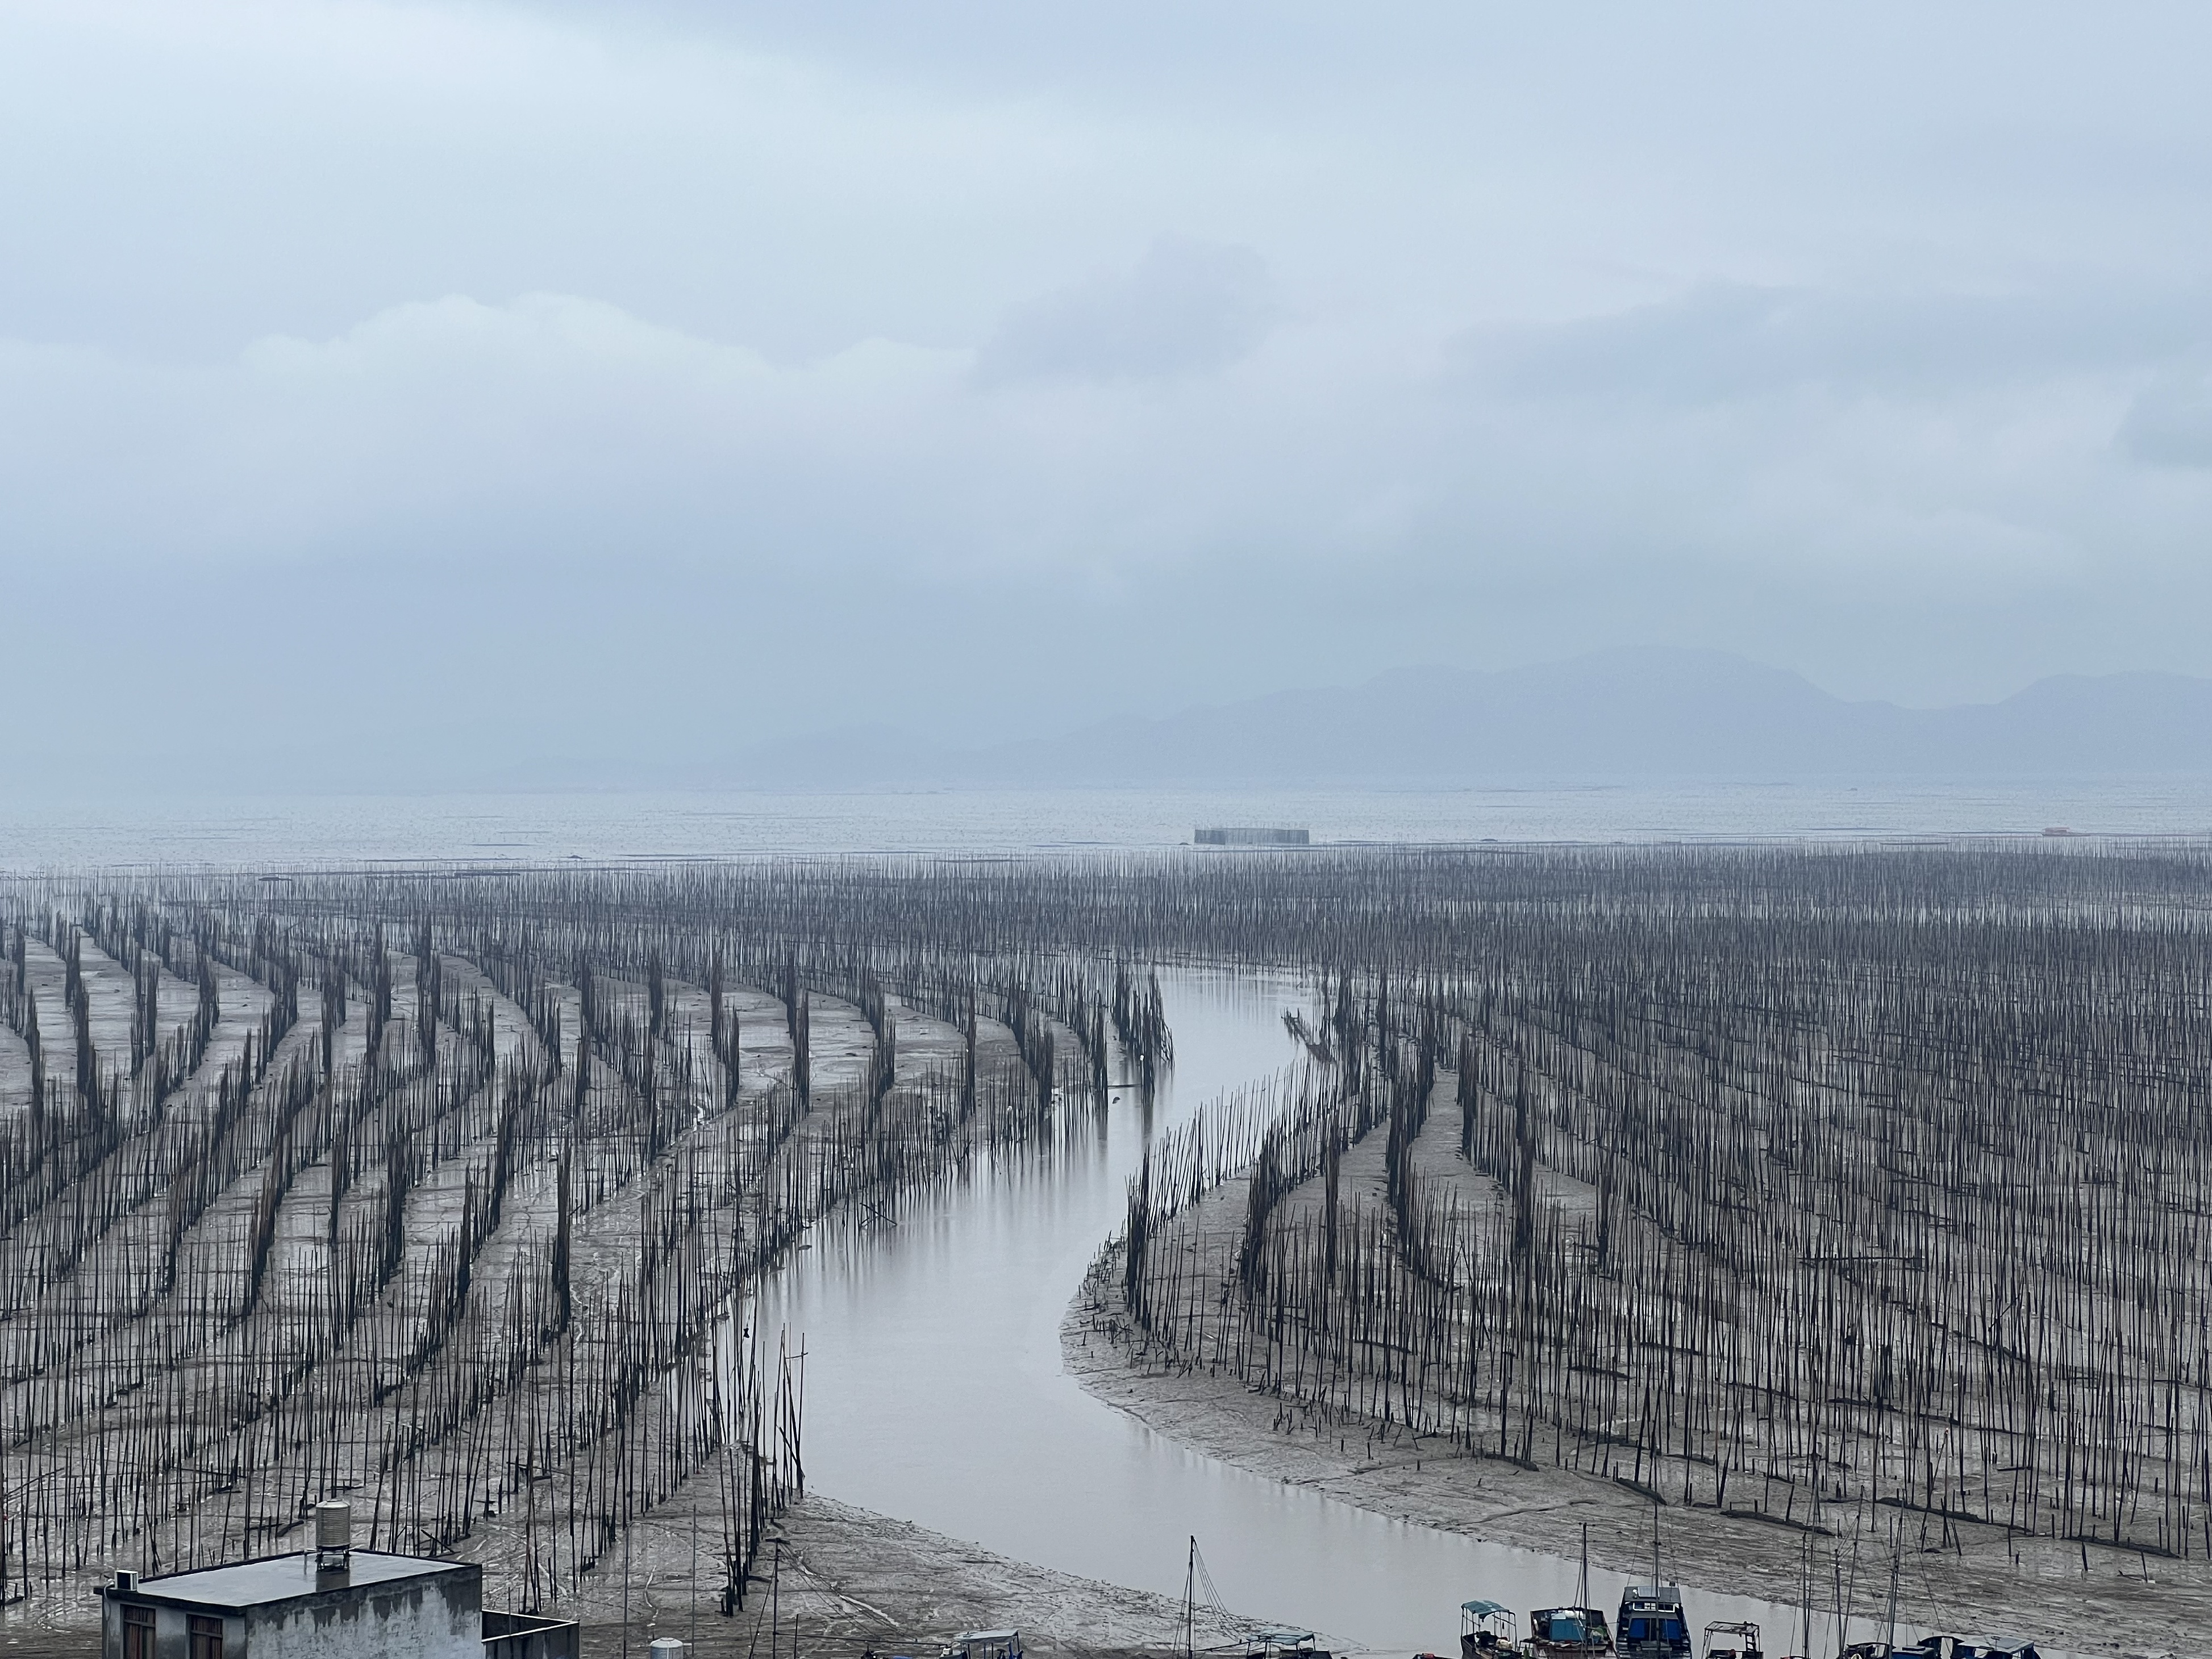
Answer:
[[1797, 1533, 1811, 1659], [1578, 1520, 1589, 1610], [1186, 1535, 1197, 1659], [1650, 1499, 1660, 1590], [1880, 1533, 1902, 1659]]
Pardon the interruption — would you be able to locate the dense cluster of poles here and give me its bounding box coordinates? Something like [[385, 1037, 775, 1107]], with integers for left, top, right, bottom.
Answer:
[[1, 841, 2202, 1643], [0, 866, 1136, 1631], [1105, 845, 2212, 1578]]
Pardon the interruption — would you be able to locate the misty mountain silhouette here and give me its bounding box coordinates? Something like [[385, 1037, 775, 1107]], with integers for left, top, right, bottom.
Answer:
[[725, 649, 2212, 787]]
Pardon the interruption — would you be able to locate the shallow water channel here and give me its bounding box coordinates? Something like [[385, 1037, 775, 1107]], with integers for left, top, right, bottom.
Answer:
[[759, 970, 1871, 1655]]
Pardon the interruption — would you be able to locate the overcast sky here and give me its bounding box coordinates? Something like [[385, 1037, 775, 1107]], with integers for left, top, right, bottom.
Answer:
[[7, 1, 2212, 787]]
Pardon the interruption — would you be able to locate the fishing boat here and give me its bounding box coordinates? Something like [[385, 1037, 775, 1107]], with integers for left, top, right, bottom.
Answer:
[[941, 1631, 1023, 1659], [1460, 1599, 1520, 1657], [1615, 1586, 1690, 1658], [1528, 1605, 1612, 1656], [1528, 1523, 1614, 1656], [1700, 1620, 1762, 1659], [1174, 1536, 1332, 1659]]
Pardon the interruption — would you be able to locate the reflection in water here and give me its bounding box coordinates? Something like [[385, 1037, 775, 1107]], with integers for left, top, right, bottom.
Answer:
[[757, 970, 1827, 1654]]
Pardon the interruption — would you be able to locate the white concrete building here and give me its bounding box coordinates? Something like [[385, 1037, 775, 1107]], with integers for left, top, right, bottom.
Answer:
[[102, 1502, 577, 1659]]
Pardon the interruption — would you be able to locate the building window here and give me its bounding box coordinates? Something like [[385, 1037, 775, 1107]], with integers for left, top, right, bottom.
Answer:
[[189, 1614, 225, 1659], [122, 1604, 156, 1659]]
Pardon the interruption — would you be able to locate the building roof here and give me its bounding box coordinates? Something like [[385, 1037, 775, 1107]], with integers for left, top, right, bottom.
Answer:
[[118, 1550, 477, 1612]]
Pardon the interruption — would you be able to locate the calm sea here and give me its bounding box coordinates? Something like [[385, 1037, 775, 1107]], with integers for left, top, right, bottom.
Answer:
[[2, 778, 2210, 870]]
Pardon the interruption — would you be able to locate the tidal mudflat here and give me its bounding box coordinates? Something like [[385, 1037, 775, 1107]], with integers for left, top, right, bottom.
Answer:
[[0, 848, 2202, 1656]]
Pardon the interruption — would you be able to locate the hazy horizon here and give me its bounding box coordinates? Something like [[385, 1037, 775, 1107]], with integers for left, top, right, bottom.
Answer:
[[11, 5, 2212, 794], [12, 643, 2212, 796]]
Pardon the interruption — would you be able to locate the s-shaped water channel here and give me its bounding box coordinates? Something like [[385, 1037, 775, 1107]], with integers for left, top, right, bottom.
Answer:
[[759, 969, 1852, 1654]]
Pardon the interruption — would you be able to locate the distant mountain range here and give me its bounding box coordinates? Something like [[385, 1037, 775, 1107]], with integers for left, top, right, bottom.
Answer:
[[713, 650, 2212, 789]]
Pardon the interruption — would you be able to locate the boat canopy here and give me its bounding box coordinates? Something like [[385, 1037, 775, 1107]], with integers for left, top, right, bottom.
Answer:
[[1462, 1601, 1513, 1618], [943, 1632, 1023, 1659]]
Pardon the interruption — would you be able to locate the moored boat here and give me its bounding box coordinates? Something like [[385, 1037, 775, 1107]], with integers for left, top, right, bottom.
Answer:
[[1528, 1519, 1613, 1656], [1528, 1604, 1613, 1657], [941, 1631, 1022, 1659], [1239, 1628, 1328, 1659], [1460, 1599, 1520, 1658], [1616, 1585, 1690, 1659]]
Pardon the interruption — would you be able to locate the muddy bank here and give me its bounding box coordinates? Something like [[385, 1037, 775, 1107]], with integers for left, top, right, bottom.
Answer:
[[1065, 1210, 2190, 1659], [588, 1490, 1289, 1659], [492, 1481, 1292, 1659]]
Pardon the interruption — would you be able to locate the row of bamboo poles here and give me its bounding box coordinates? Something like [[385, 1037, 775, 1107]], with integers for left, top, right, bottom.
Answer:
[[1107, 871, 2212, 1578], [6, 842, 2197, 1638], [0, 868, 1138, 1632]]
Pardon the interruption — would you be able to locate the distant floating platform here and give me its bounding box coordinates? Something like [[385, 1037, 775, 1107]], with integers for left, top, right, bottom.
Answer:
[[1194, 826, 1311, 847]]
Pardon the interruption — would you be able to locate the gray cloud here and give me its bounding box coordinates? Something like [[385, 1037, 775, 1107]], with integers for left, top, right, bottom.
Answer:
[[2119, 367, 2212, 466], [973, 239, 1276, 386], [1451, 283, 2212, 406], [6, 3, 2212, 789]]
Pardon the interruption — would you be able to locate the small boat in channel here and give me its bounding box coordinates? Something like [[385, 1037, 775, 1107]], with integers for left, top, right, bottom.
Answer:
[[1616, 1514, 1690, 1659], [940, 1632, 1023, 1659], [1459, 1599, 1521, 1657], [1699, 1620, 1763, 1659], [1531, 1525, 1614, 1656], [1527, 1605, 1613, 1657], [1615, 1585, 1690, 1658], [1457, 1524, 1617, 1658]]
